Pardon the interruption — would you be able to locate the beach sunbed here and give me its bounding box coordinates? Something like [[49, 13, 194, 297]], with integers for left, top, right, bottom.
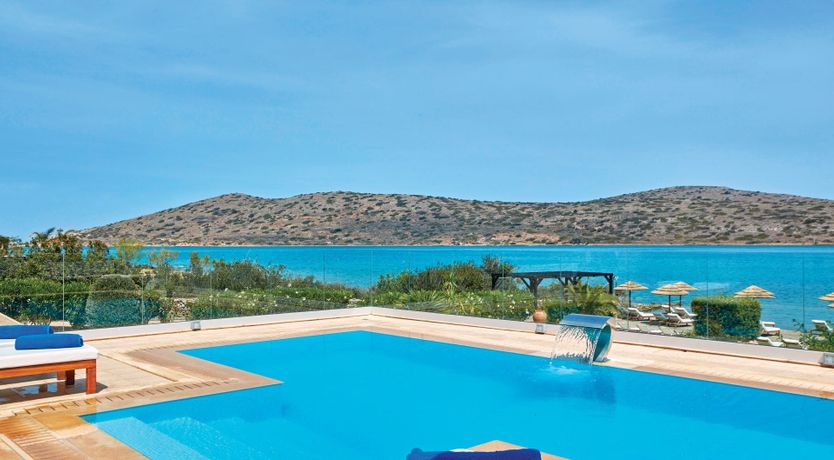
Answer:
[[627, 307, 654, 321], [811, 320, 833, 335], [759, 321, 781, 336], [0, 334, 98, 394], [672, 307, 697, 319], [665, 313, 693, 327], [756, 336, 784, 348], [782, 337, 802, 348], [637, 323, 663, 335]]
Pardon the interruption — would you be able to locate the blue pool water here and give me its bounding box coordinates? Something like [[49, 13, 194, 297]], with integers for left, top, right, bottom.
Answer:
[[137, 245, 834, 326], [85, 331, 834, 459]]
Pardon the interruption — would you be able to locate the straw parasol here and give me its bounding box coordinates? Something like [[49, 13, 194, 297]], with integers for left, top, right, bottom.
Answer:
[[651, 284, 691, 307], [734, 285, 775, 299], [672, 281, 698, 305], [615, 281, 648, 311], [819, 292, 834, 302], [673, 281, 698, 292]]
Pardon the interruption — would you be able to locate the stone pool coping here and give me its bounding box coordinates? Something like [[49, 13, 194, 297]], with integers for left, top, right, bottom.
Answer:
[[0, 308, 832, 458]]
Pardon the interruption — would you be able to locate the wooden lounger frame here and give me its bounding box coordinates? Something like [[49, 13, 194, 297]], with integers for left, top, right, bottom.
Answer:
[[0, 359, 97, 394]]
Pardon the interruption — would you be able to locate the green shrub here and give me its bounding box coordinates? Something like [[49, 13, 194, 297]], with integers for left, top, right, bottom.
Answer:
[[187, 290, 346, 320], [364, 288, 533, 321], [691, 296, 760, 339], [363, 290, 411, 306], [545, 303, 584, 323], [209, 260, 284, 291], [0, 278, 89, 326], [260, 285, 361, 304], [375, 262, 492, 292], [459, 290, 532, 320], [543, 283, 619, 322], [802, 332, 834, 352], [85, 275, 160, 328]]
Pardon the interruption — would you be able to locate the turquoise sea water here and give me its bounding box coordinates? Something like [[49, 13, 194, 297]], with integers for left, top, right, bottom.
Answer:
[[138, 246, 834, 326], [85, 331, 834, 459]]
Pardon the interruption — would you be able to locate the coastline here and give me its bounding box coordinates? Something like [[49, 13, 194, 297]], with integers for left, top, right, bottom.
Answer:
[[133, 242, 834, 248]]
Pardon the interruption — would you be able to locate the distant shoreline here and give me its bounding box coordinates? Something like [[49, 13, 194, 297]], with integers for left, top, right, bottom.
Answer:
[[132, 242, 834, 248]]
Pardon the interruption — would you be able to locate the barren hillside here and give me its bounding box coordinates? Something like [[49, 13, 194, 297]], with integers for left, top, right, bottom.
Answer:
[[79, 187, 834, 245]]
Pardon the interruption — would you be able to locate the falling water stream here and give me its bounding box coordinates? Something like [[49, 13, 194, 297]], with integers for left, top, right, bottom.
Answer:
[[550, 324, 603, 364]]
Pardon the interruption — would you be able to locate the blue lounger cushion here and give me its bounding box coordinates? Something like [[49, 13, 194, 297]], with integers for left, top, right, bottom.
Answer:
[[0, 325, 53, 339], [15, 333, 84, 350], [407, 448, 542, 460]]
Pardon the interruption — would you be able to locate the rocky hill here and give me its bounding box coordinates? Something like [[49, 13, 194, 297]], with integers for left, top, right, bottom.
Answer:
[[79, 187, 834, 245]]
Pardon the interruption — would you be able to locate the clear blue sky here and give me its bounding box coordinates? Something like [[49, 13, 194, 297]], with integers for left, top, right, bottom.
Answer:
[[2, 1, 833, 238]]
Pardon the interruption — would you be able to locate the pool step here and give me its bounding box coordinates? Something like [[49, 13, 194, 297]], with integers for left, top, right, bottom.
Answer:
[[97, 416, 209, 460], [154, 416, 267, 458]]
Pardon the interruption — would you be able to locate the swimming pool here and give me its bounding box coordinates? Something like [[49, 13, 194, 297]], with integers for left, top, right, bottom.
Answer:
[[84, 331, 834, 459]]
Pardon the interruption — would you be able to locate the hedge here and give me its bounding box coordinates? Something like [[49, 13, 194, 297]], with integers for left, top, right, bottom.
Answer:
[[691, 296, 761, 339], [85, 275, 160, 328], [0, 278, 89, 326]]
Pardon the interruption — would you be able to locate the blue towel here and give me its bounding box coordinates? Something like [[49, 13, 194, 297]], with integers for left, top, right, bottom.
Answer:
[[407, 448, 542, 460], [0, 325, 53, 339], [15, 333, 83, 350]]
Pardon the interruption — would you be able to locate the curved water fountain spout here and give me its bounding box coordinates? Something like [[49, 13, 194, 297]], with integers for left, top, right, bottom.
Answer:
[[550, 314, 613, 364]]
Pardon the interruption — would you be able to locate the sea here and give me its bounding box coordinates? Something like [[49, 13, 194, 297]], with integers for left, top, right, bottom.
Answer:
[[137, 245, 834, 327]]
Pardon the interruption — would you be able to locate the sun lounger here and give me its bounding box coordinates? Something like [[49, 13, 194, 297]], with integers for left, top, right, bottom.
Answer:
[[652, 312, 668, 323], [665, 313, 693, 326], [782, 337, 802, 348], [759, 321, 781, 336], [627, 307, 654, 321], [0, 334, 98, 394], [672, 307, 697, 319], [811, 320, 833, 335], [637, 323, 663, 334], [756, 336, 784, 347]]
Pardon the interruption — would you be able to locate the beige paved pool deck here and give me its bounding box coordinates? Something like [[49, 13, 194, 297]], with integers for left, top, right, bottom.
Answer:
[[0, 311, 832, 459]]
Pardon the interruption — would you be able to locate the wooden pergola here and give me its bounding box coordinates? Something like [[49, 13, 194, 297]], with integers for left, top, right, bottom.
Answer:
[[490, 271, 615, 296]]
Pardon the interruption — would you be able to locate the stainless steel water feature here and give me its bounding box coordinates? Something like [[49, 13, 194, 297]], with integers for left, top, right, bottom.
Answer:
[[550, 313, 613, 363]]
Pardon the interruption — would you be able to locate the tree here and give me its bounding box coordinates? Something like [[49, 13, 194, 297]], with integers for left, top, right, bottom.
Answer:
[[189, 251, 209, 278], [55, 231, 83, 263], [148, 249, 178, 277], [86, 240, 109, 267], [480, 255, 514, 274], [115, 240, 143, 270], [0, 235, 17, 256], [29, 227, 58, 252]]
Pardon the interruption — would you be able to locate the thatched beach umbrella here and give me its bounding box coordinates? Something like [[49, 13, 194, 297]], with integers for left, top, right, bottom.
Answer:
[[819, 292, 834, 302], [652, 284, 690, 307], [672, 281, 698, 305], [734, 285, 775, 299], [673, 281, 698, 292], [615, 281, 648, 311]]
